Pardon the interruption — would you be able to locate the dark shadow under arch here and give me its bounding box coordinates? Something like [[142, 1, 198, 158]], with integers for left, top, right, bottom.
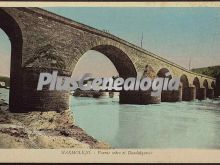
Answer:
[[180, 74, 189, 101], [203, 79, 208, 89], [180, 74, 189, 89], [203, 79, 214, 99], [157, 68, 172, 79], [193, 77, 200, 99], [215, 73, 220, 97], [157, 68, 173, 102], [0, 9, 23, 112], [211, 81, 215, 89]]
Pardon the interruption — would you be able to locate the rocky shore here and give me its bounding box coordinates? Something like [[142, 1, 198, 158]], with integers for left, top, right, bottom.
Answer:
[[72, 89, 107, 98], [0, 100, 110, 149]]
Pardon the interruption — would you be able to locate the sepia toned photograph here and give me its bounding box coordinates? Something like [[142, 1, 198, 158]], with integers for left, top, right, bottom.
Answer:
[[0, 2, 220, 163]]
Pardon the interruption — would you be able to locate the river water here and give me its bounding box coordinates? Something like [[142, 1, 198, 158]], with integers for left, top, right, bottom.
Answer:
[[70, 95, 220, 149], [1, 89, 220, 149]]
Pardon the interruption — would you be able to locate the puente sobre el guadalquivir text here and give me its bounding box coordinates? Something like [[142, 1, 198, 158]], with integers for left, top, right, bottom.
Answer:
[[0, 7, 218, 113]]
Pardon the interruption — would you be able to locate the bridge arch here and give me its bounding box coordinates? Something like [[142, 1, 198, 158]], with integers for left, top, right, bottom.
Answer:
[[0, 9, 23, 112], [180, 74, 189, 101], [193, 77, 200, 99], [211, 81, 215, 89], [71, 44, 137, 78], [180, 74, 189, 88], [156, 68, 175, 102], [71, 44, 138, 104], [212, 80, 218, 98], [215, 73, 220, 97], [0, 7, 216, 112], [156, 68, 172, 79], [203, 79, 208, 89], [203, 79, 213, 99], [91, 45, 137, 78]]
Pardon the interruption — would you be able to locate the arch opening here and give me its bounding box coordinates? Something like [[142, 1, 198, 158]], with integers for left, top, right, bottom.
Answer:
[[215, 73, 220, 97], [203, 79, 208, 89], [180, 74, 189, 101], [211, 81, 217, 98], [193, 77, 200, 99], [157, 68, 172, 79], [0, 29, 11, 102], [180, 74, 189, 89], [203, 79, 211, 99], [156, 68, 175, 102], [71, 45, 137, 103], [211, 81, 215, 89], [72, 50, 119, 80], [91, 45, 137, 78], [0, 9, 23, 112], [71, 45, 137, 79]]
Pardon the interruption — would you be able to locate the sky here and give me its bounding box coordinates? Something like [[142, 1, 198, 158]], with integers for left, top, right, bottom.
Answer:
[[0, 29, 11, 77], [1, 7, 220, 77]]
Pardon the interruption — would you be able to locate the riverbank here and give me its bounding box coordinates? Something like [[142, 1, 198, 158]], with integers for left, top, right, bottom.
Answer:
[[0, 100, 110, 149]]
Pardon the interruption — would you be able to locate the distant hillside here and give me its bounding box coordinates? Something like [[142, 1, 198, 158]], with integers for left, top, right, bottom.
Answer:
[[191, 66, 220, 78], [0, 76, 10, 87], [192, 66, 220, 97]]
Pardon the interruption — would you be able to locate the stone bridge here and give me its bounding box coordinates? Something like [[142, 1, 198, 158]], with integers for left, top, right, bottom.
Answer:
[[0, 7, 217, 113]]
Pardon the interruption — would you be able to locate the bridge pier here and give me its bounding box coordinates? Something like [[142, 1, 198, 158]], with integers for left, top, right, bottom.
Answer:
[[214, 88, 218, 98], [207, 89, 214, 99], [161, 86, 182, 102], [182, 86, 196, 101], [195, 87, 200, 99], [14, 68, 70, 113], [197, 88, 206, 100], [119, 90, 161, 105]]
